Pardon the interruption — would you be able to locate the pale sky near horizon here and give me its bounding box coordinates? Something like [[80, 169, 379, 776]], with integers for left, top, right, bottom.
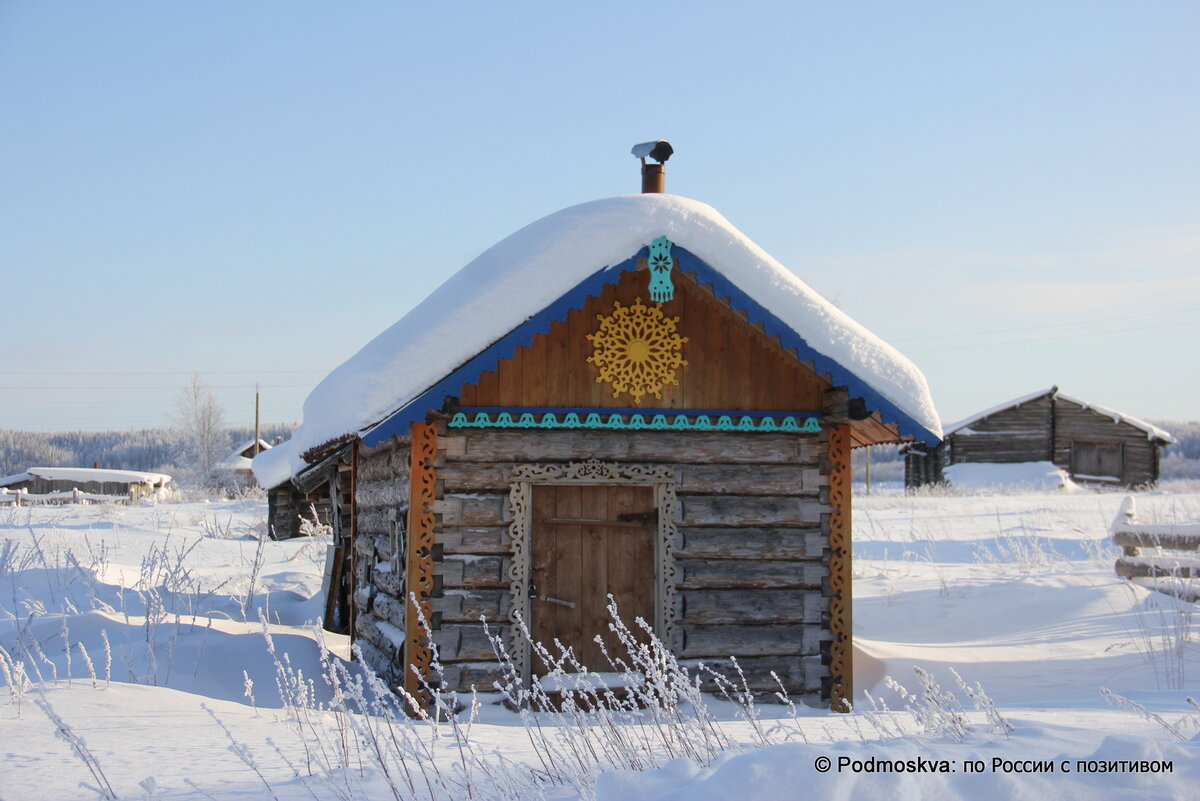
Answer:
[[3, 1, 1198, 434]]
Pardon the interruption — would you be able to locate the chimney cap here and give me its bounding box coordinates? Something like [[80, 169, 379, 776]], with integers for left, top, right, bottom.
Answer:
[[631, 140, 673, 163]]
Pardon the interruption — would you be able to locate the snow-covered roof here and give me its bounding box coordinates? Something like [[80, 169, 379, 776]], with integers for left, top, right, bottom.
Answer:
[[254, 193, 942, 489], [0, 472, 34, 488], [1053, 392, 1175, 443], [231, 438, 272, 458], [943, 388, 1058, 435], [21, 467, 173, 485], [945, 388, 1175, 443], [218, 455, 254, 472]]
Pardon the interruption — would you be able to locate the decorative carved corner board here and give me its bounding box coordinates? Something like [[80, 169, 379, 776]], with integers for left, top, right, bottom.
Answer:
[[827, 423, 853, 712], [505, 459, 678, 685], [404, 421, 438, 704]]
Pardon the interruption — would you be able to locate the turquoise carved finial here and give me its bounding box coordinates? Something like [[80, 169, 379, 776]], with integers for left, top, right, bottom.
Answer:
[[647, 236, 675, 303]]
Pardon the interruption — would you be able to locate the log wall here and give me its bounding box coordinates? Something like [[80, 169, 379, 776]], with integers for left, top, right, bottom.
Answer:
[[267, 482, 332, 540], [946, 396, 1053, 465], [1052, 399, 1160, 485], [351, 426, 835, 704]]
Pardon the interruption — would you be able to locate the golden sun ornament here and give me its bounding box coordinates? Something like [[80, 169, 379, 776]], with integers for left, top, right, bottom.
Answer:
[[587, 298, 688, 403]]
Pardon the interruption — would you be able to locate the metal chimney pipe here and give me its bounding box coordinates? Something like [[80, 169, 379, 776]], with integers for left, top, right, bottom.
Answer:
[[641, 163, 665, 193]]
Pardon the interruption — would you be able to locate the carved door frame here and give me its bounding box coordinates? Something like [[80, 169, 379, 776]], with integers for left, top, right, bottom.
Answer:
[[506, 460, 678, 685]]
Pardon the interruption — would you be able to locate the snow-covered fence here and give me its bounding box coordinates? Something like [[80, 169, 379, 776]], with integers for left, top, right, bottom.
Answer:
[[1112, 496, 1200, 600], [0, 487, 132, 506]]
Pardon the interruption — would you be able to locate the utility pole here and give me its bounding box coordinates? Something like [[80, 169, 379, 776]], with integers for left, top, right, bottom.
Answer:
[[253, 385, 261, 457]]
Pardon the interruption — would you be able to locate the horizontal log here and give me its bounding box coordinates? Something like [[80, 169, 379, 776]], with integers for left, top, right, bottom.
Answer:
[[355, 509, 398, 538], [440, 661, 508, 693], [677, 559, 825, 589], [680, 496, 823, 527], [1115, 557, 1200, 580], [675, 464, 820, 495], [355, 480, 408, 508], [440, 526, 511, 555], [679, 654, 826, 695], [457, 430, 823, 465], [678, 589, 823, 625], [356, 447, 410, 482], [438, 461, 820, 495], [367, 561, 403, 598], [679, 624, 824, 658], [1112, 530, 1200, 552], [677, 527, 824, 560], [431, 589, 511, 623], [432, 623, 507, 662], [432, 494, 509, 526], [435, 555, 509, 589], [369, 591, 407, 630]]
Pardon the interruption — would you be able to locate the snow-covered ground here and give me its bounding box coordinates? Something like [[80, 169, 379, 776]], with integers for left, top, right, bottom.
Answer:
[[2, 488, 1199, 800]]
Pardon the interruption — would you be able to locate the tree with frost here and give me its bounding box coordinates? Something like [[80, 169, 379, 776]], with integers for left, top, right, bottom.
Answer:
[[173, 374, 228, 487]]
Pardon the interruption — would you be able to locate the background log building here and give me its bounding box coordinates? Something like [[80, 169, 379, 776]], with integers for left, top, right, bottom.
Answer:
[[904, 387, 1174, 489]]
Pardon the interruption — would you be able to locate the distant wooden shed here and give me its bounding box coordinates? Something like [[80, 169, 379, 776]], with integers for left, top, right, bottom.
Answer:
[[255, 181, 941, 710], [905, 387, 1174, 489], [0, 467, 172, 503]]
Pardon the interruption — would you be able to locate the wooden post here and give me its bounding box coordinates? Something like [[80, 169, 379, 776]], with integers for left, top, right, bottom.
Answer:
[[828, 423, 853, 712], [404, 421, 438, 708], [864, 445, 872, 495]]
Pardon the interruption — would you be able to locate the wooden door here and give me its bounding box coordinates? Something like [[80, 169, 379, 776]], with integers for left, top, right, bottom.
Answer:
[[1072, 441, 1123, 480], [530, 484, 656, 673]]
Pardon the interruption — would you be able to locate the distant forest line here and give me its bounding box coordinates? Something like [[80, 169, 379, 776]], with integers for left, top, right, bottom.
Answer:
[[0, 425, 296, 479], [2, 421, 1198, 485]]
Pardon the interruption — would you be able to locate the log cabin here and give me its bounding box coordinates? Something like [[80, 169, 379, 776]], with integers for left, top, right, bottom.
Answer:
[[904, 387, 1174, 489], [255, 158, 942, 710]]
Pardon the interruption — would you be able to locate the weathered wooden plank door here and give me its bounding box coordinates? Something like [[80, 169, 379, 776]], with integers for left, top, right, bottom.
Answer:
[[530, 484, 656, 672], [1072, 441, 1124, 480]]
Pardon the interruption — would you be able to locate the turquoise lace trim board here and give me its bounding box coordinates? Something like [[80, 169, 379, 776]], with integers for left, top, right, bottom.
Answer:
[[448, 410, 822, 433]]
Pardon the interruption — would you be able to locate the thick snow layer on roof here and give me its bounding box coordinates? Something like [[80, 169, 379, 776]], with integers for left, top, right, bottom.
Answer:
[[944, 388, 1055, 435], [1054, 393, 1175, 443], [945, 388, 1175, 444], [254, 193, 942, 488], [0, 472, 34, 488], [24, 467, 173, 485]]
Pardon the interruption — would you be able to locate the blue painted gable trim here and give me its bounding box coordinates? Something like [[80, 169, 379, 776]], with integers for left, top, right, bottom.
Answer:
[[362, 246, 940, 447], [361, 258, 640, 446], [672, 248, 940, 446]]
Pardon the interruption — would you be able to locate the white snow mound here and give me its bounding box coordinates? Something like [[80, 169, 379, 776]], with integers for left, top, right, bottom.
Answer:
[[944, 461, 1077, 491], [255, 194, 941, 488]]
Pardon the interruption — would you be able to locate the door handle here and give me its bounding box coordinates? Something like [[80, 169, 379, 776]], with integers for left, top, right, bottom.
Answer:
[[539, 595, 576, 609]]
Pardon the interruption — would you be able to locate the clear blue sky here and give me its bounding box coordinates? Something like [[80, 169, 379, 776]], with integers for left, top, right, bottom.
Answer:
[[3, 1, 1198, 432]]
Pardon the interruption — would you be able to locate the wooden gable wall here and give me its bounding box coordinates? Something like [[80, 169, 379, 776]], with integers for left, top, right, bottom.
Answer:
[[457, 266, 831, 412]]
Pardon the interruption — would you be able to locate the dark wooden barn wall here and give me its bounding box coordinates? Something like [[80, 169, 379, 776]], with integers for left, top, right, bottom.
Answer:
[[267, 484, 332, 540], [17, 477, 150, 498], [947, 396, 1053, 465], [458, 267, 832, 412], [351, 428, 834, 702], [1052, 399, 1159, 485], [349, 435, 412, 689]]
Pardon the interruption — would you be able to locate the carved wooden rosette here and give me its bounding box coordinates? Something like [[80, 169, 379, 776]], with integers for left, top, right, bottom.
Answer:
[[828, 423, 853, 712], [404, 421, 438, 704], [505, 459, 678, 685]]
